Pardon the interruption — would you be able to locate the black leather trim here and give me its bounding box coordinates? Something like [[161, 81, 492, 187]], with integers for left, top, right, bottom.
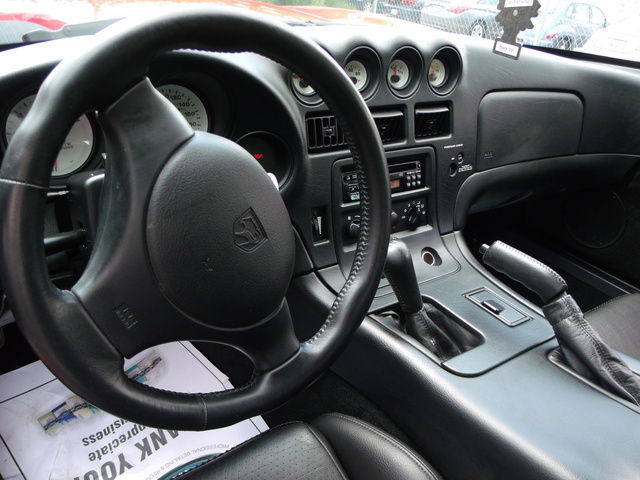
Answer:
[[179, 422, 349, 480], [544, 294, 640, 405], [481, 240, 567, 304], [311, 413, 441, 480], [585, 293, 640, 360]]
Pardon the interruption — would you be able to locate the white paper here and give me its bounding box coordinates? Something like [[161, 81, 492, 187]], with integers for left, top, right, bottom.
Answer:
[[0, 342, 268, 480]]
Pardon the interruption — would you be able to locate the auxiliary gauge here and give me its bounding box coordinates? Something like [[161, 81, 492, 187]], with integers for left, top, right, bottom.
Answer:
[[345, 60, 369, 91], [291, 72, 315, 97], [428, 58, 447, 88], [387, 59, 411, 90]]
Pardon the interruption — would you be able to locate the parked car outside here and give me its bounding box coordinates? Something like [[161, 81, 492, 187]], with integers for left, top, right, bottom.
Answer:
[[578, 14, 640, 62], [376, 0, 427, 23], [420, 0, 501, 39], [518, 1, 607, 50]]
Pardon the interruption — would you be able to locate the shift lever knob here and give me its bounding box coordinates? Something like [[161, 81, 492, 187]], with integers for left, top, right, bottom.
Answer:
[[384, 237, 423, 314]]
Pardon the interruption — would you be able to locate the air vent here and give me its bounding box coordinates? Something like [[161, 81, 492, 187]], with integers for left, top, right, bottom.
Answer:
[[307, 111, 405, 152], [415, 106, 450, 139], [372, 111, 404, 144], [307, 116, 347, 151]]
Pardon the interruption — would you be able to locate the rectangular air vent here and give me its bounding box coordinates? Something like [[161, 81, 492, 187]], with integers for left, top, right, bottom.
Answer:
[[415, 105, 451, 139], [372, 110, 404, 144], [307, 115, 347, 151], [307, 111, 405, 152]]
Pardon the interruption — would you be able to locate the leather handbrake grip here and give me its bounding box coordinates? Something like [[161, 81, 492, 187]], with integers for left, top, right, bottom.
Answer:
[[480, 240, 567, 304]]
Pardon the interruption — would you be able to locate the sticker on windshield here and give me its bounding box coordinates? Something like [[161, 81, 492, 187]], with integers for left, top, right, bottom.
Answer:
[[493, 0, 540, 60]]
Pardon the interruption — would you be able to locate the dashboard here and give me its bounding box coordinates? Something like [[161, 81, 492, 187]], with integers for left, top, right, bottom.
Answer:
[[3, 16, 640, 480]]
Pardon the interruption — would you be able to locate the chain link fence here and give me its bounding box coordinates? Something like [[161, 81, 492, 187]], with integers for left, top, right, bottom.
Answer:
[[350, 0, 640, 59]]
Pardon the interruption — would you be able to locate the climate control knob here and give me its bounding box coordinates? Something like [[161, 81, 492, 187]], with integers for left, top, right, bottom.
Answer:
[[347, 219, 361, 239], [407, 206, 420, 230]]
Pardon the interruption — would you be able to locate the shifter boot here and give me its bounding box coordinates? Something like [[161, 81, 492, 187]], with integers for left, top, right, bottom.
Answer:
[[385, 237, 461, 361], [482, 240, 640, 405]]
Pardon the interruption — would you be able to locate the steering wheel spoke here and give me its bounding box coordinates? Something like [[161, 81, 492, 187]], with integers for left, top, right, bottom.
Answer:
[[72, 79, 198, 356], [220, 301, 300, 371]]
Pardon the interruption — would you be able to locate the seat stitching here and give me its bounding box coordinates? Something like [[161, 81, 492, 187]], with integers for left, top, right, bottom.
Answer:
[[584, 294, 633, 316], [497, 242, 567, 291], [306, 424, 350, 480], [564, 296, 639, 405], [328, 413, 440, 480]]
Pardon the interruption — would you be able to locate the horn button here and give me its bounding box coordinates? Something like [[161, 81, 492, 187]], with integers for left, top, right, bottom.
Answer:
[[146, 134, 294, 328]]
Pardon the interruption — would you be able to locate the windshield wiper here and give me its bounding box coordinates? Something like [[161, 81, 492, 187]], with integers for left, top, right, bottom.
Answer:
[[22, 18, 122, 43]]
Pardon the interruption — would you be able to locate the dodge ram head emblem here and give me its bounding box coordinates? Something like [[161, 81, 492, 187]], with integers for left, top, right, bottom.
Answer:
[[234, 208, 267, 252]]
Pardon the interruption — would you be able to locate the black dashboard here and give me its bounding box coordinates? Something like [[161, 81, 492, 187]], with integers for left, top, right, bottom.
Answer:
[[3, 17, 640, 479]]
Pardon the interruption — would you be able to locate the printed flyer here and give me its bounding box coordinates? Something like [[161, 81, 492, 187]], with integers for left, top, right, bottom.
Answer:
[[0, 342, 268, 480]]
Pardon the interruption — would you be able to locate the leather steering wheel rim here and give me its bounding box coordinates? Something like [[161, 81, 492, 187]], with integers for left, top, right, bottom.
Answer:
[[0, 8, 391, 430]]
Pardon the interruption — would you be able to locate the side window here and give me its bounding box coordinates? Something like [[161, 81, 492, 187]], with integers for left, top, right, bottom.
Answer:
[[564, 4, 575, 20], [573, 4, 590, 24], [590, 7, 606, 27]]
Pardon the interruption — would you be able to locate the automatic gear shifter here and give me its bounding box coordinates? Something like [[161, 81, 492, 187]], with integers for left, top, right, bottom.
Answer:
[[384, 237, 461, 361], [481, 240, 640, 406]]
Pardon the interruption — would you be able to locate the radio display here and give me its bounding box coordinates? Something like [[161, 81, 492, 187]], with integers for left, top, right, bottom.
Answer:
[[390, 179, 401, 189]]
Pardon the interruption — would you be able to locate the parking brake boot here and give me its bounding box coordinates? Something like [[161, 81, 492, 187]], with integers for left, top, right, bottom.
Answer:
[[481, 240, 640, 406], [384, 237, 460, 361]]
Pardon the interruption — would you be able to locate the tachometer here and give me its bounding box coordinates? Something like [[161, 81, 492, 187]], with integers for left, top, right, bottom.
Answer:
[[387, 59, 410, 90], [4, 94, 95, 178], [157, 84, 209, 132], [345, 60, 369, 92]]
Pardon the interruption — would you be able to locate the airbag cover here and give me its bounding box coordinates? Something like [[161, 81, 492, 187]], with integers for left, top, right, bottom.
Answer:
[[146, 133, 294, 328]]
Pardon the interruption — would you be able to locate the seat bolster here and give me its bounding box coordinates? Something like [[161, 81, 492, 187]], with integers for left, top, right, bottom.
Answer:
[[311, 413, 441, 480], [180, 421, 348, 480], [585, 293, 640, 359]]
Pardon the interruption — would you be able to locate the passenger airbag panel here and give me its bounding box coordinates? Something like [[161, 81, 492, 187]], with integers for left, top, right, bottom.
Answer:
[[477, 91, 583, 171]]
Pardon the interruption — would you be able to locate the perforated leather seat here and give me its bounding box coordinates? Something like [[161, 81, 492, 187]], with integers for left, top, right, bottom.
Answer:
[[180, 413, 441, 480], [585, 293, 640, 360]]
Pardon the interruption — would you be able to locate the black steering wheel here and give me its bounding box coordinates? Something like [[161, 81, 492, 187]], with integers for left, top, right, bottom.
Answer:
[[0, 8, 390, 430]]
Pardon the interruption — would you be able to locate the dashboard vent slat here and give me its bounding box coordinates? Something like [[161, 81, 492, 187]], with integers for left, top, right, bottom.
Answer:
[[307, 111, 405, 152], [415, 106, 451, 139], [372, 111, 404, 144], [307, 116, 347, 151]]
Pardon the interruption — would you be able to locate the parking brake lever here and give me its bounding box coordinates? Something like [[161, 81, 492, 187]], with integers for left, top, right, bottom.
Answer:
[[384, 237, 460, 361], [481, 240, 640, 406]]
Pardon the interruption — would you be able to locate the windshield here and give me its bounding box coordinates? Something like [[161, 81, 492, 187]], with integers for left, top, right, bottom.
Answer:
[[2, 0, 639, 63]]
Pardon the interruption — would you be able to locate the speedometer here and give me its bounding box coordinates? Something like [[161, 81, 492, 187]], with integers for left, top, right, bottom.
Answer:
[[157, 84, 210, 132], [4, 94, 95, 178]]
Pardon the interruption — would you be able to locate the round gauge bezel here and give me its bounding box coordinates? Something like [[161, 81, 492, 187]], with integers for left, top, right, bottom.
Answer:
[[428, 47, 462, 96], [2, 91, 101, 188], [236, 131, 293, 189], [157, 83, 211, 132], [290, 71, 322, 105], [344, 47, 381, 100], [387, 47, 423, 99], [428, 58, 448, 89]]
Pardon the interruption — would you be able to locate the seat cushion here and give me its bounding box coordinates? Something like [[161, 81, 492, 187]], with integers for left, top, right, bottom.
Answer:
[[585, 293, 640, 359], [179, 413, 440, 480]]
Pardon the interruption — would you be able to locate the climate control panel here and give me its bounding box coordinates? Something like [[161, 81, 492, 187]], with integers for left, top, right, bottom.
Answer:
[[342, 198, 427, 245]]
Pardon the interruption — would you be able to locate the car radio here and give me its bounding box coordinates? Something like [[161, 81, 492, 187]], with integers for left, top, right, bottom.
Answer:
[[342, 160, 423, 203]]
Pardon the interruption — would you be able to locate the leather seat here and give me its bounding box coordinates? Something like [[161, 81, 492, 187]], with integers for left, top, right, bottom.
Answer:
[[585, 293, 640, 360], [180, 413, 441, 480]]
